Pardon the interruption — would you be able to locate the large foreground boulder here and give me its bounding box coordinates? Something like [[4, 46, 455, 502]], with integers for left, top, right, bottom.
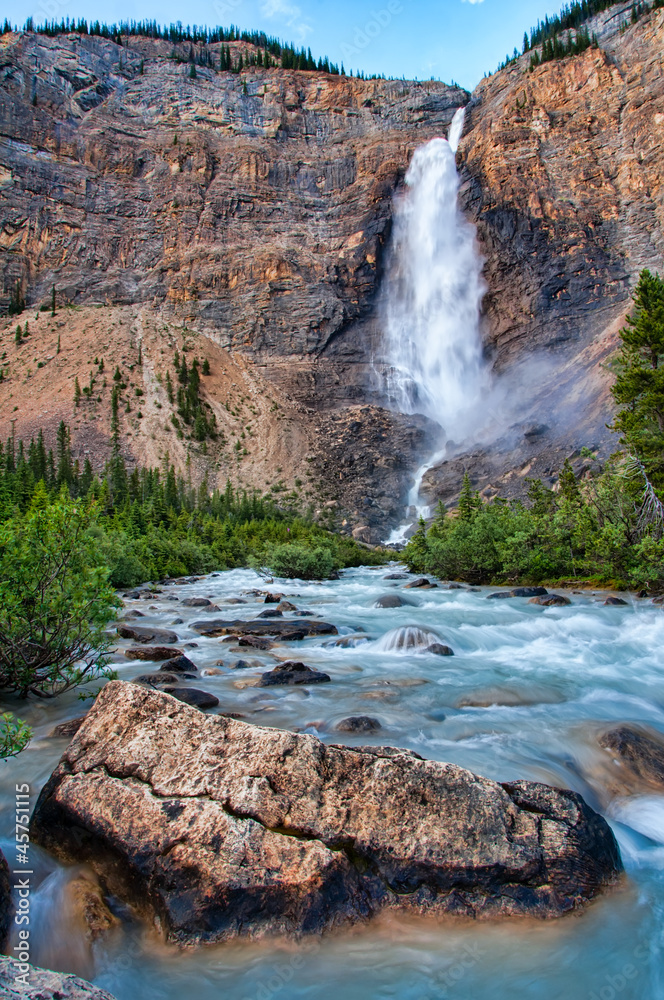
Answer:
[[31, 681, 622, 946], [0, 957, 117, 999]]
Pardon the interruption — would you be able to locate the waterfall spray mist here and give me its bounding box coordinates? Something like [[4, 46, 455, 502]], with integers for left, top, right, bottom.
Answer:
[[382, 108, 489, 542]]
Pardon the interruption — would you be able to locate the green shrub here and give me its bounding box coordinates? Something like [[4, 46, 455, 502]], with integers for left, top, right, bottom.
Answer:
[[0, 487, 119, 698], [265, 543, 336, 580]]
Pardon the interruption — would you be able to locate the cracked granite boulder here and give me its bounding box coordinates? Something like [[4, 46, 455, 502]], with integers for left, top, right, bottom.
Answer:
[[0, 957, 117, 1000], [31, 681, 622, 945]]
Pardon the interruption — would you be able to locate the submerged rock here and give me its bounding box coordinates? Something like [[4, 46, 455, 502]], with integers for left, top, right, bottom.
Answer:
[[237, 635, 274, 650], [116, 625, 179, 644], [133, 672, 196, 685], [259, 662, 331, 686], [124, 646, 184, 661], [336, 716, 382, 733], [0, 957, 118, 999], [31, 681, 623, 945], [162, 687, 220, 709], [384, 573, 408, 580], [374, 626, 446, 652], [599, 726, 664, 788], [510, 587, 548, 598], [50, 716, 88, 738], [258, 609, 283, 618], [604, 597, 628, 606], [66, 871, 119, 942], [373, 594, 413, 608], [528, 595, 571, 607], [426, 643, 454, 656]]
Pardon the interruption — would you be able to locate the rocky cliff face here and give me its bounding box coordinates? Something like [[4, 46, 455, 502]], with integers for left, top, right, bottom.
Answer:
[[1, 9, 663, 535], [0, 32, 464, 392], [428, 5, 664, 506]]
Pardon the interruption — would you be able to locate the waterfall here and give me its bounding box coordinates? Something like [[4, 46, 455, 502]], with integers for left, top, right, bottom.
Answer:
[[382, 107, 489, 543]]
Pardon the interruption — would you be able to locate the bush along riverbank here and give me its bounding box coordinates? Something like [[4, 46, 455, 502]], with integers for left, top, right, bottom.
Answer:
[[0, 435, 389, 756], [404, 270, 664, 590]]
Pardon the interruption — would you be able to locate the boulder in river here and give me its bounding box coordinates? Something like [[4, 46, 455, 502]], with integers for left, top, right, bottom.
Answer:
[[263, 592, 284, 603], [426, 643, 454, 656], [603, 597, 628, 606], [30, 682, 623, 945], [487, 591, 513, 600], [336, 716, 382, 733], [259, 662, 331, 686], [404, 578, 437, 589], [528, 595, 572, 607], [276, 601, 298, 612], [0, 848, 11, 951], [0, 957, 118, 999], [373, 594, 413, 609], [374, 626, 446, 652], [510, 587, 548, 598], [116, 625, 179, 644], [162, 687, 220, 709], [134, 672, 197, 685], [190, 618, 338, 639], [181, 597, 215, 607], [124, 646, 184, 661], [599, 726, 664, 788], [258, 609, 283, 618], [161, 655, 198, 673], [237, 635, 274, 650], [384, 572, 408, 580]]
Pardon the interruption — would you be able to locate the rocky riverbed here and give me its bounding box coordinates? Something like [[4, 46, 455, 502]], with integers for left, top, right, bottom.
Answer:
[[2, 565, 664, 998]]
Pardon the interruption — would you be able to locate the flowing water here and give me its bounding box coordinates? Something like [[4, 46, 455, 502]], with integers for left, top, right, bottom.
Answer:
[[2, 568, 664, 999], [382, 108, 490, 543]]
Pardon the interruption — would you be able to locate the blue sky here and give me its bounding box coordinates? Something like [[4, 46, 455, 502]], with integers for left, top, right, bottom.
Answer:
[[5, 0, 564, 90]]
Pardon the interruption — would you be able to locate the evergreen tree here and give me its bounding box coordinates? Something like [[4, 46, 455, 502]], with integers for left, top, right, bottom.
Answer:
[[558, 459, 582, 505], [457, 472, 481, 521], [56, 421, 73, 486], [611, 270, 664, 492], [74, 376, 81, 406], [51, 284, 56, 316]]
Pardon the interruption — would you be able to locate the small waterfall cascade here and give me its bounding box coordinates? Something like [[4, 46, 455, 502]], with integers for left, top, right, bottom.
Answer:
[[372, 625, 443, 652], [382, 107, 489, 544]]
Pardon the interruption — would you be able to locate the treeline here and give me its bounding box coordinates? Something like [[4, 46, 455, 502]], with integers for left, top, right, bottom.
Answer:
[[0, 420, 385, 587], [404, 270, 664, 591], [2, 17, 344, 76], [496, 0, 663, 74]]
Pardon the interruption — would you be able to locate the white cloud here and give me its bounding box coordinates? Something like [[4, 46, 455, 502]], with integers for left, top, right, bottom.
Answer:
[[261, 0, 313, 41]]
